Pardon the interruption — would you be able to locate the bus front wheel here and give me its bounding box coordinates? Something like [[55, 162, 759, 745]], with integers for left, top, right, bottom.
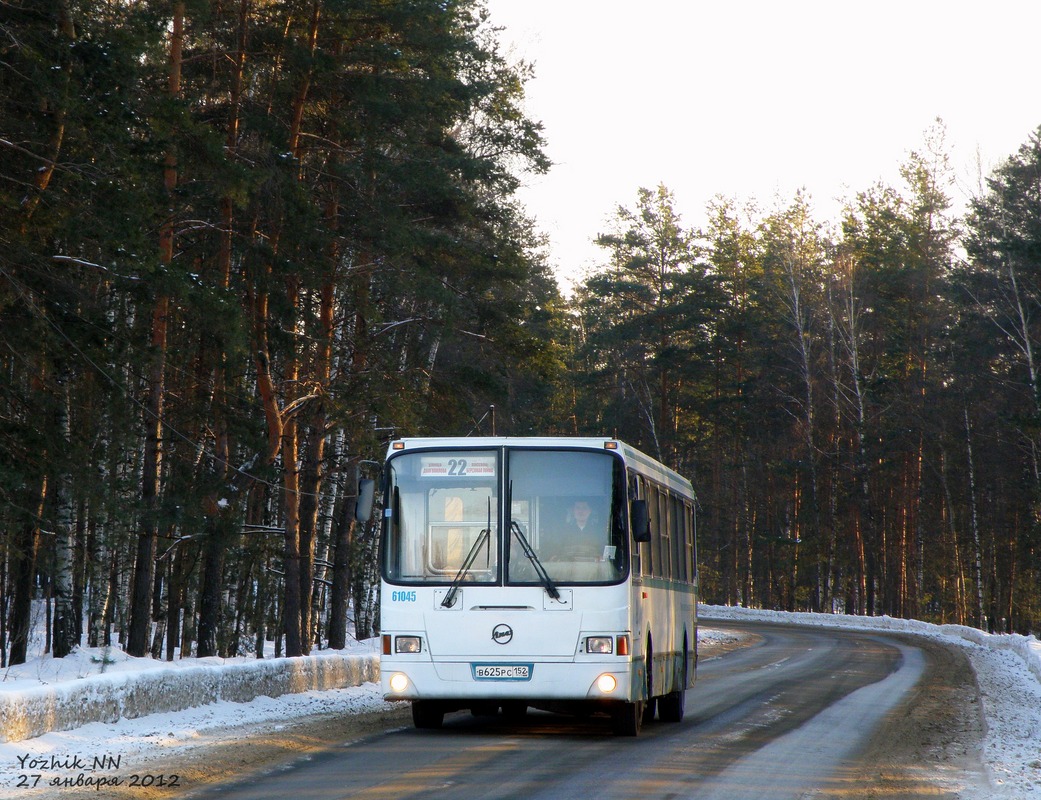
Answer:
[[502, 701, 527, 720], [612, 700, 643, 736], [412, 700, 445, 729], [658, 686, 685, 722]]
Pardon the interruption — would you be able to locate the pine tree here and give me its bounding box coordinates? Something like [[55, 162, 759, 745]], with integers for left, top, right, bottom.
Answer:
[[759, 193, 832, 610], [961, 125, 1041, 630], [577, 185, 717, 462]]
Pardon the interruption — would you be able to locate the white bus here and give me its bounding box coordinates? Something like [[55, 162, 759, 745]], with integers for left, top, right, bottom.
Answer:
[[378, 436, 698, 735]]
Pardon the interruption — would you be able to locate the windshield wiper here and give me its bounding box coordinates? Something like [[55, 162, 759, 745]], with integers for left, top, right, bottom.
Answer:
[[441, 499, 492, 609], [505, 480, 560, 601], [510, 520, 560, 601]]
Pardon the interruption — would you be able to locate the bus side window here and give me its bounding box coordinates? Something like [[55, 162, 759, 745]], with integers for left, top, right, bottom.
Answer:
[[628, 473, 641, 576], [646, 483, 659, 578], [687, 502, 697, 582], [658, 488, 671, 580], [672, 494, 686, 582]]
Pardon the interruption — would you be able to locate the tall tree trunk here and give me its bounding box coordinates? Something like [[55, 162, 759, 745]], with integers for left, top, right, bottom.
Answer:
[[195, 512, 229, 658], [128, 2, 182, 657], [250, 270, 309, 657], [1, 549, 7, 667], [8, 474, 48, 665], [328, 458, 358, 649], [250, 268, 304, 654], [103, 548, 119, 647], [239, 0, 330, 660], [823, 285, 842, 611], [350, 526, 380, 641], [165, 538, 185, 660], [836, 258, 874, 614], [287, 1, 326, 650], [298, 424, 324, 649], [781, 253, 821, 610], [281, 416, 303, 656], [87, 506, 110, 648], [964, 408, 985, 629], [194, 0, 247, 658], [299, 279, 336, 648], [741, 464, 754, 605], [72, 498, 86, 645], [127, 294, 169, 657], [52, 380, 76, 659], [913, 435, 925, 619], [196, 347, 233, 656], [312, 429, 343, 645], [149, 560, 167, 660]]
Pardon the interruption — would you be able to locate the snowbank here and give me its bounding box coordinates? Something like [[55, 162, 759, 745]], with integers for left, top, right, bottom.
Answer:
[[699, 604, 1041, 686], [0, 649, 378, 743], [2, 607, 1038, 751]]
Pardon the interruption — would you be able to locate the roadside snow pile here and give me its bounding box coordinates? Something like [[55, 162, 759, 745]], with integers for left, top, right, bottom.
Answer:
[[695, 623, 746, 650], [0, 643, 378, 743], [698, 604, 1041, 685], [2, 605, 1039, 760]]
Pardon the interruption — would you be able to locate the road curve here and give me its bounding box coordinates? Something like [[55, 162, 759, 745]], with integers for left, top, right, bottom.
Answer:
[[189, 622, 986, 800]]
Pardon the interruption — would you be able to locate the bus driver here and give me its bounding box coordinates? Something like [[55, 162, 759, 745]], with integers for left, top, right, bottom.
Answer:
[[550, 498, 604, 560]]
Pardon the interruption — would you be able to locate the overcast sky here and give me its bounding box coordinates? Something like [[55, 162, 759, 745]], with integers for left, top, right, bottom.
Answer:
[[483, 0, 1041, 289]]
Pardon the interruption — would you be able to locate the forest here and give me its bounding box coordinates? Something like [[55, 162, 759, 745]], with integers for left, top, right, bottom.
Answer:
[[2, 0, 1040, 669]]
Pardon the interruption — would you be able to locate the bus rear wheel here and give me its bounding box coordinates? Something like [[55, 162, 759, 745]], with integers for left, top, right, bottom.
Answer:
[[659, 648, 687, 723], [412, 700, 445, 729]]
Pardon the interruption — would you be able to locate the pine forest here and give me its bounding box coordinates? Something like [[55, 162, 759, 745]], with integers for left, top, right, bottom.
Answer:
[[2, 1, 1041, 668]]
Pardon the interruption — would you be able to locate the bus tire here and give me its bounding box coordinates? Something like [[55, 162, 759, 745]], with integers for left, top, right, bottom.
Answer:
[[502, 701, 527, 720], [659, 644, 687, 723], [471, 701, 499, 718], [412, 700, 445, 729], [658, 685, 685, 722], [612, 700, 643, 736], [642, 638, 656, 724], [642, 696, 657, 724]]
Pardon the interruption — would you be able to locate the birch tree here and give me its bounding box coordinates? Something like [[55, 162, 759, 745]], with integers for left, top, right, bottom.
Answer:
[[761, 194, 830, 609]]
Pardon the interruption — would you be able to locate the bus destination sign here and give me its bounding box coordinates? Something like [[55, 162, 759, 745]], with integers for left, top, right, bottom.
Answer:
[[419, 455, 496, 479]]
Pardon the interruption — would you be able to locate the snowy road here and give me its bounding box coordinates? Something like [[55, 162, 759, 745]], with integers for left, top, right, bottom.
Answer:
[[180, 622, 985, 800]]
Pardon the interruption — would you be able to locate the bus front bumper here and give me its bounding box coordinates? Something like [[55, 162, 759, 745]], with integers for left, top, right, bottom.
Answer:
[[381, 657, 642, 703]]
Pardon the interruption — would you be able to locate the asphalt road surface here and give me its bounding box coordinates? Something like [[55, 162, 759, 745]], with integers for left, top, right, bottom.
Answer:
[[184, 621, 990, 800]]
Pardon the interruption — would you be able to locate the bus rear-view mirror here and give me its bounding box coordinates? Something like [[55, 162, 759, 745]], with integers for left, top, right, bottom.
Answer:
[[631, 499, 651, 542], [356, 478, 376, 523]]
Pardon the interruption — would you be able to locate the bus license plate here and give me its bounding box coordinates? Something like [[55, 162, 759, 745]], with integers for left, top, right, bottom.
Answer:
[[472, 663, 532, 681]]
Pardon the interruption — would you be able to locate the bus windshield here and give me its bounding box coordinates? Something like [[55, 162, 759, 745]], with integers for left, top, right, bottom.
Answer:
[[507, 449, 627, 585], [383, 450, 500, 584], [382, 447, 628, 586]]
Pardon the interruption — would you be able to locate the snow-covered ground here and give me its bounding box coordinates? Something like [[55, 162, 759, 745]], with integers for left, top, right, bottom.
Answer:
[[0, 606, 1038, 797]]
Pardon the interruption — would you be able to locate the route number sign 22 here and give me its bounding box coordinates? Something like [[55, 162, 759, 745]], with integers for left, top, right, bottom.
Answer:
[[420, 456, 496, 479]]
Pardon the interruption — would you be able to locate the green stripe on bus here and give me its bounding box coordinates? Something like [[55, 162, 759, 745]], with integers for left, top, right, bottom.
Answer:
[[636, 577, 699, 594]]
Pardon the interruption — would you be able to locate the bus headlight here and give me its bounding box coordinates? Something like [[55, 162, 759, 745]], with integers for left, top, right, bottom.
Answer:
[[586, 636, 613, 654], [395, 636, 422, 653], [596, 674, 617, 694], [389, 672, 410, 693]]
